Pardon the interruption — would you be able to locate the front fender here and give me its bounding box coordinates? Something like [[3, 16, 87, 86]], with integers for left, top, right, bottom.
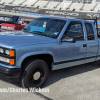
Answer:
[[16, 51, 55, 67]]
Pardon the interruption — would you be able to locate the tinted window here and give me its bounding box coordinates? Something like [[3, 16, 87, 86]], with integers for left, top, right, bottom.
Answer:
[[65, 21, 84, 40], [85, 23, 94, 40]]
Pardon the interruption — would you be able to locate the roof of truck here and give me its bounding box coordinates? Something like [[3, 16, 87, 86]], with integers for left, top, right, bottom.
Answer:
[[39, 16, 94, 23], [39, 16, 82, 21]]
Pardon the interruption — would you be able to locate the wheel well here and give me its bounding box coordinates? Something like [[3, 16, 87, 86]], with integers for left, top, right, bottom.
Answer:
[[21, 54, 54, 70]]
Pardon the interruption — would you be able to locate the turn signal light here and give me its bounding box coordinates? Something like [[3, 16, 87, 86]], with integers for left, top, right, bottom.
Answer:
[[10, 50, 15, 57], [10, 59, 15, 65]]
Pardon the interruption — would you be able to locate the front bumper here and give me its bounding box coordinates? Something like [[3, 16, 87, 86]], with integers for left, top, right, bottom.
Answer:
[[0, 65, 21, 82]]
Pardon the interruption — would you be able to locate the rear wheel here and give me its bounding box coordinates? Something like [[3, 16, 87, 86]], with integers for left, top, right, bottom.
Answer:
[[20, 59, 49, 88]]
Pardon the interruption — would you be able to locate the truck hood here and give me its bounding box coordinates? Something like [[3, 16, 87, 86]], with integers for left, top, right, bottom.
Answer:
[[0, 31, 56, 48]]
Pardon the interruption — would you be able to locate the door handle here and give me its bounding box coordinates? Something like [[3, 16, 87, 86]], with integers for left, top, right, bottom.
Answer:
[[83, 44, 87, 47]]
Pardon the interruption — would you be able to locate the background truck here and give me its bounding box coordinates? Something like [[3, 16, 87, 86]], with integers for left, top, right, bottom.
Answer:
[[0, 17, 99, 88]]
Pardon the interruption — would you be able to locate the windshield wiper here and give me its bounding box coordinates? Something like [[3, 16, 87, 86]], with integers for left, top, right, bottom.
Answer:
[[41, 33, 55, 38], [32, 31, 43, 34], [30, 31, 44, 36]]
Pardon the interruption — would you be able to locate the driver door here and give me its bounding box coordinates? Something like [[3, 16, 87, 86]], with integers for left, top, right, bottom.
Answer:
[[57, 21, 87, 70]]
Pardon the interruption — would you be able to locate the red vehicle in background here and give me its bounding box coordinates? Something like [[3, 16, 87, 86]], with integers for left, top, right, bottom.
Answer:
[[1, 20, 32, 31]]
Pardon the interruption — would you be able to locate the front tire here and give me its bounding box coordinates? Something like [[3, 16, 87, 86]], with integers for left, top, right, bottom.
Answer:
[[21, 59, 49, 88]]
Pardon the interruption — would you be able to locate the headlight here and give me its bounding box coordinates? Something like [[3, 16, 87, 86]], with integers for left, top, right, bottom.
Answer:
[[5, 50, 10, 55], [0, 49, 15, 65], [5, 49, 15, 57], [0, 56, 10, 63], [0, 48, 4, 53]]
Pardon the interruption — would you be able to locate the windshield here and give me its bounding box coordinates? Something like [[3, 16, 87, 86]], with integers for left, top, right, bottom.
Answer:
[[23, 18, 66, 38]]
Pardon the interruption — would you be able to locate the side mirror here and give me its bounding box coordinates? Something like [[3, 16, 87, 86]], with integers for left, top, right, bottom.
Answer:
[[61, 36, 75, 43]]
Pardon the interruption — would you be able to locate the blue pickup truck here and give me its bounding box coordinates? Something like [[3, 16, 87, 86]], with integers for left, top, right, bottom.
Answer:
[[0, 17, 99, 88]]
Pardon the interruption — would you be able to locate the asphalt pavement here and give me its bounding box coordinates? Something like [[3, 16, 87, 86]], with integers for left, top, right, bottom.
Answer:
[[0, 62, 100, 100]]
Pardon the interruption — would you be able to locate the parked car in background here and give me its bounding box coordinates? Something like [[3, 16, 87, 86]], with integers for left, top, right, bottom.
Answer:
[[1, 20, 32, 31]]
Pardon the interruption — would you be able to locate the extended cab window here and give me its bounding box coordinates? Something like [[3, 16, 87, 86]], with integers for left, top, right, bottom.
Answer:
[[65, 21, 84, 40], [85, 23, 94, 40]]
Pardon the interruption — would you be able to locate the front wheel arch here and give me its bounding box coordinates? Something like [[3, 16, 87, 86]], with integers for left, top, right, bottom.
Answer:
[[21, 54, 54, 71]]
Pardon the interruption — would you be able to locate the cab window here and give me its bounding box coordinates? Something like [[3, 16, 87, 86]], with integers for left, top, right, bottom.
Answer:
[[85, 22, 95, 40], [65, 21, 84, 40]]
